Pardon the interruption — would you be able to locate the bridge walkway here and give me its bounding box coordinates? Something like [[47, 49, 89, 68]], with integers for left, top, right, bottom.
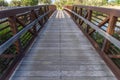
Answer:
[[10, 10, 117, 80]]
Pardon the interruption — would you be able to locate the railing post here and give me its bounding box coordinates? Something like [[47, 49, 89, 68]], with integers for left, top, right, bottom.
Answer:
[[71, 6, 74, 18], [49, 5, 54, 17], [78, 8, 82, 24], [39, 7, 44, 26], [102, 16, 117, 52], [45, 6, 49, 20], [86, 10, 92, 33], [42, 7, 46, 24], [47, 6, 51, 18], [39, 7, 43, 15], [44, 6, 48, 23], [8, 16, 22, 53], [30, 10, 38, 34], [72, 6, 76, 19], [75, 6, 77, 20], [39, 7, 44, 25]]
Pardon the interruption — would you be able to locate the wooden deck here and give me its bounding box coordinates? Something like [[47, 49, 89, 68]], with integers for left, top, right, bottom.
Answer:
[[10, 10, 117, 80]]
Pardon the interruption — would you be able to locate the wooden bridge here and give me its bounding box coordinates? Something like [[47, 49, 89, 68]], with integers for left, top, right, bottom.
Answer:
[[0, 5, 120, 80]]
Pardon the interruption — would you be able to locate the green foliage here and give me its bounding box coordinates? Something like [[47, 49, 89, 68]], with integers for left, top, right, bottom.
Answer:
[[114, 0, 120, 4], [54, 0, 73, 9], [113, 32, 120, 40], [91, 32, 104, 48], [0, 0, 8, 6], [75, 0, 108, 6], [21, 0, 38, 6], [10, 0, 38, 6], [10, 0, 22, 6], [54, 0, 108, 9], [38, 0, 52, 4], [106, 0, 120, 6]]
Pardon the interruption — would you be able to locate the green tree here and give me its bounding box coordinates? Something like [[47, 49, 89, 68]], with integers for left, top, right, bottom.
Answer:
[[115, 0, 120, 4], [21, 0, 38, 6], [0, 0, 8, 6], [73, 0, 83, 4], [54, 0, 108, 9], [10, 0, 21, 6], [54, 0, 74, 9], [38, 0, 52, 4], [79, 0, 108, 6]]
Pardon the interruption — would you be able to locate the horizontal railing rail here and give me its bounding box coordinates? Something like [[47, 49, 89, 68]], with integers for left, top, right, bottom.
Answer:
[[64, 5, 120, 80], [0, 5, 56, 80]]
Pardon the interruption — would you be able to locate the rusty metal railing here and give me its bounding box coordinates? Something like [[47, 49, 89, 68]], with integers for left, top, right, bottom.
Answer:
[[0, 5, 56, 80], [64, 5, 120, 79]]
